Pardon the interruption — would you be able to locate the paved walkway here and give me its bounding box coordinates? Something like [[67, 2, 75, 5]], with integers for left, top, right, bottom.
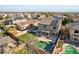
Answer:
[[37, 37, 52, 42]]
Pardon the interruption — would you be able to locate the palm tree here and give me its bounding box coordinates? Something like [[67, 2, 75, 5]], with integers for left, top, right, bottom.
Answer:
[[0, 22, 8, 36], [0, 16, 3, 20]]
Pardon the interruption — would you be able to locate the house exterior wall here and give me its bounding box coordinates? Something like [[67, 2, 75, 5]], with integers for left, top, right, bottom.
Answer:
[[70, 27, 74, 40], [38, 24, 51, 31], [16, 24, 27, 31], [38, 24, 60, 34], [70, 26, 79, 40], [38, 19, 62, 36]]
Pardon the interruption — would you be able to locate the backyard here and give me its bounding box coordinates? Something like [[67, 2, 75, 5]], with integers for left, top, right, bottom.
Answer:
[[18, 33, 36, 43]]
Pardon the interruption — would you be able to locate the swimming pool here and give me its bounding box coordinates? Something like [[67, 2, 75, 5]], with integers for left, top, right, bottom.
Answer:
[[36, 41, 53, 53], [63, 45, 79, 54]]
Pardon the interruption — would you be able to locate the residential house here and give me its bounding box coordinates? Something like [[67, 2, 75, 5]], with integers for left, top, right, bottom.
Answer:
[[39, 15, 46, 19], [4, 18, 14, 25], [26, 13, 32, 19], [0, 36, 16, 53], [71, 16, 79, 22], [14, 15, 24, 20], [16, 19, 38, 31], [70, 22, 79, 41], [53, 15, 65, 20], [13, 18, 27, 24], [4, 18, 27, 26], [16, 21, 30, 31], [38, 17, 62, 36]]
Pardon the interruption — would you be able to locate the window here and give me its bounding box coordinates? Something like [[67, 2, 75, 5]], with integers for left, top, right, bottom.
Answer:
[[53, 27, 56, 29], [74, 30, 78, 33], [44, 25, 46, 28], [74, 38, 78, 41]]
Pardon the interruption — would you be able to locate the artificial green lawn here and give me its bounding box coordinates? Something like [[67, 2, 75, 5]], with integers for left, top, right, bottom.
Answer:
[[36, 41, 53, 53], [63, 45, 79, 54], [37, 41, 47, 49], [15, 49, 31, 54], [18, 33, 36, 42]]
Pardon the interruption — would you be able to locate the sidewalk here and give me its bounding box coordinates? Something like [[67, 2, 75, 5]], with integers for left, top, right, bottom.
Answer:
[[37, 37, 52, 42]]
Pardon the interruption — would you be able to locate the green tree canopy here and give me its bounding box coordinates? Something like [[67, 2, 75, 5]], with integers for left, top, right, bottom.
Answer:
[[42, 12, 53, 17], [62, 17, 73, 25], [5, 15, 11, 19], [63, 14, 70, 17], [0, 16, 3, 20]]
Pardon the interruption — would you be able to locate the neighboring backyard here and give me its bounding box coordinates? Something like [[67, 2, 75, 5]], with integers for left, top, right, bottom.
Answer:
[[0, 32, 4, 36], [63, 45, 79, 54], [15, 48, 32, 54]]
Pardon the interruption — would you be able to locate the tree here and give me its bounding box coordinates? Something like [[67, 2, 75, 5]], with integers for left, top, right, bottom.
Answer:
[[62, 17, 73, 25], [56, 40, 63, 48], [0, 16, 3, 20], [42, 12, 53, 17], [5, 15, 11, 19], [0, 22, 8, 36], [36, 14, 40, 18], [0, 22, 8, 33], [63, 14, 70, 17]]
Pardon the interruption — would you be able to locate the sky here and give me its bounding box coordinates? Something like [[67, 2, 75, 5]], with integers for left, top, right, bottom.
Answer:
[[0, 5, 79, 12]]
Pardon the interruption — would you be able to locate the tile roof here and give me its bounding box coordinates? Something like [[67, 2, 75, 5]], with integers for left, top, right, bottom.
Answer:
[[0, 36, 15, 45], [39, 17, 62, 26], [70, 22, 79, 30], [16, 19, 38, 28], [38, 17, 53, 25]]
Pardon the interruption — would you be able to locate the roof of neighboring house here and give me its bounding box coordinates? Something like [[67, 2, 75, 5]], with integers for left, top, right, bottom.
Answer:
[[70, 22, 79, 30], [38, 17, 53, 25], [26, 19, 36, 24], [39, 17, 62, 26], [70, 16, 79, 19], [16, 21, 28, 27], [53, 16, 64, 19], [16, 21, 30, 30], [14, 16, 24, 20], [0, 36, 15, 46], [16, 19, 38, 28]]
